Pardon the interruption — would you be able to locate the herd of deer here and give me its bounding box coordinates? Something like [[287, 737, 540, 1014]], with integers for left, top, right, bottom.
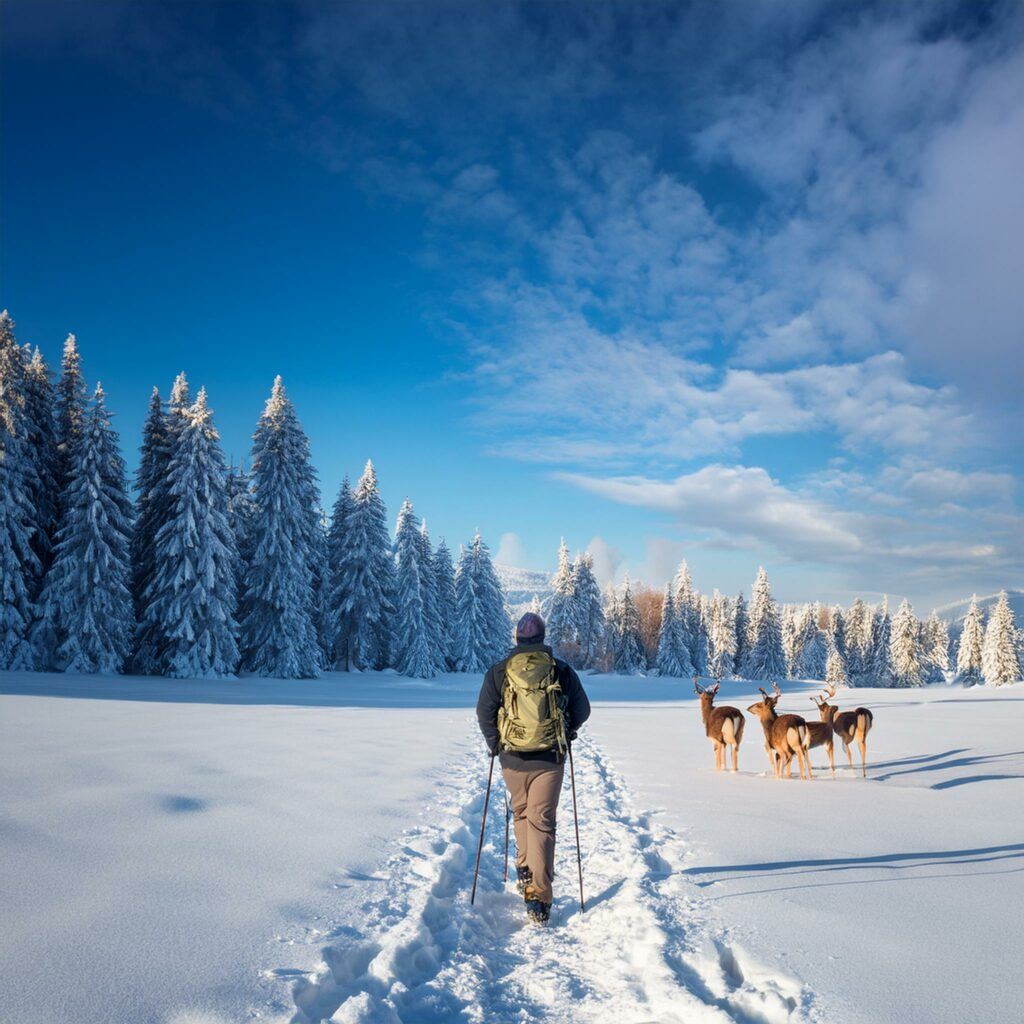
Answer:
[[694, 678, 875, 780]]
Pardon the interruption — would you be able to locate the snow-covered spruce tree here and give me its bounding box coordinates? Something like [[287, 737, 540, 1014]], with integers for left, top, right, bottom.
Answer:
[[982, 592, 1022, 685], [825, 643, 847, 685], [708, 590, 736, 680], [955, 597, 985, 683], [602, 584, 621, 671], [335, 460, 393, 671], [889, 599, 923, 687], [133, 374, 192, 673], [672, 560, 700, 669], [309, 510, 330, 664], [572, 553, 605, 668], [22, 346, 59, 594], [147, 388, 239, 678], [431, 538, 457, 671], [54, 333, 87, 496], [920, 611, 950, 683], [418, 520, 443, 673], [546, 539, 578, 658], [391, 499, 436, 678], [323, 476, 355, 668], [130, 389, 170, 659], [694, 593, 710, 675], [794, 604, 826, 679], [655, 586, 687, 677], [745, 567, 786, 680], [0, 311, 39, 669], [38, 385, 133, 673], [733, 591, 748, 676], [452, 533, 511, 672], [615, 576, 646, 675], [225, 462, 256, 601], [238, 378, 323, 678], [844, 598, 872, 685], [869, 598, 895, 687], [829, 605, 847, 661]]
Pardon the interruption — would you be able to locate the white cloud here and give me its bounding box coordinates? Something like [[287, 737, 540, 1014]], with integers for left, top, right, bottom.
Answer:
[[494, 531, 527, 566], [585, 535, 623, 587]]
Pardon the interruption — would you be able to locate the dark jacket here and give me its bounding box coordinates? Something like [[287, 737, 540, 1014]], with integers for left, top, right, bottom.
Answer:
[[476, 641, 591, 768]]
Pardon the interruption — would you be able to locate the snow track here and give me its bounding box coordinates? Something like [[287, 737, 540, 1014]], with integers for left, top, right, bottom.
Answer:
[[281, 735, 813, 1024]]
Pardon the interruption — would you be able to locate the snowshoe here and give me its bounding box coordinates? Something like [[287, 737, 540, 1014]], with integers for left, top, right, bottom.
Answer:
[[515, 865, 533, 895], [525, 898, 551, 925]]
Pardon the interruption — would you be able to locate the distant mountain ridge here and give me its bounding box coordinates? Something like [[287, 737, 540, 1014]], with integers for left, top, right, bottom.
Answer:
[[934, 590, 1024, 637], [494, 563, 553, 619]]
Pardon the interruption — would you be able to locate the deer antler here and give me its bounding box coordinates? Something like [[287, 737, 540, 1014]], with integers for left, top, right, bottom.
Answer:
[[693, 675, 704, 695], [824, 683, 837, 699], [771, 681, 782, 697], [758, 686, 770, 699]]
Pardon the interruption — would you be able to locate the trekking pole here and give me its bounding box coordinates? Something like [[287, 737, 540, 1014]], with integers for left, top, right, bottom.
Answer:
[[470, 754, 496, 906], [503, 794, 510, 883], [568, 742, 585, 914]]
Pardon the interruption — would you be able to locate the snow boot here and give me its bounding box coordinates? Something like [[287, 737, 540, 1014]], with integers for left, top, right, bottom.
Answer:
[[516, 865, 532, 895], [525, 898, 551, 925]]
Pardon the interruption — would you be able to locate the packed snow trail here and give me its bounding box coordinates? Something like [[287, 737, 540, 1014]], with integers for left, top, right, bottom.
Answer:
[[280, 734, 812, 1023]]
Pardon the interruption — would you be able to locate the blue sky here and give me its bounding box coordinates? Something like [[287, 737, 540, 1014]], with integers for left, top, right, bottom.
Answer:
[[3, 0, 1022, 609]]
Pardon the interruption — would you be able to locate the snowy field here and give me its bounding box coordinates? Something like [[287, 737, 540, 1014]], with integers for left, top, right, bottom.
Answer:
[[2, 672, 1023, 1024]]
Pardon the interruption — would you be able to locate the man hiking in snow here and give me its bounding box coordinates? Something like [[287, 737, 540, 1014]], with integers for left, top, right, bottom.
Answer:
[[476, 611, 591, 924]]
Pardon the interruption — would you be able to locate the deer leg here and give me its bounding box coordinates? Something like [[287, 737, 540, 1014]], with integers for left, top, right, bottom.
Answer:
[[827, 741, 835, 779], [858, 737, 868, 778], [713, 740, 722, 771], [732, 741, 739, 773], [804, 745, 814, 780], [844, 741, 854, 771]]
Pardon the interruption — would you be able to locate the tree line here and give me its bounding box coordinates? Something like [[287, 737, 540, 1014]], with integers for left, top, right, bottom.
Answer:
[[543, 550, 1022, 686], [0, 312, 509, 678]]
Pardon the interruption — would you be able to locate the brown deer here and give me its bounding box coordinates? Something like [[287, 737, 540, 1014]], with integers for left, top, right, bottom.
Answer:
[[815, 683, 874, 778], [805, 692, 836, 778], [694, 676, 745, 772], [746, 682, 813, 780]]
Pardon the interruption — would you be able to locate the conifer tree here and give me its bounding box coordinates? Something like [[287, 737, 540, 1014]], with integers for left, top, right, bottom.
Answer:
[[54, 333, 87, 495], [890, 599, 923, 687], [335, 460, 393, 670], [921, 611, 950, 683], [955, 597, 984, 683], [733, 591, 748, 675], [844, 598, 872, 685], [0, 311, 39, 669], [391, 499, 436, 678], [323, 476, 355, 667], [794, 604, 826, 679], [547, 539, 577, 657], [603, 584, 621, 671], [238, 378, 322, 678], [870, 598, 895, 687], [782, 605, 800, 675], [982, 592, 1021, 685], [148, 389, 239, 678], [615, 576, 646, 674], [431, 538, 457, 671], [825, 643, 847, 685], [22, 346, 59, 593], [708, 590, 736, 679], [37, 386, 133, 673], [655, 586, 686, 677], [452, 534, 511, 672], [418, 520, 443, 673], [829, 606, 847, 661], [672, 561, 700, 668], [225, 462, 256, 600], [133, 374, 193, 673], [572, 553, 604, 668], [745, 567, 786, 679]]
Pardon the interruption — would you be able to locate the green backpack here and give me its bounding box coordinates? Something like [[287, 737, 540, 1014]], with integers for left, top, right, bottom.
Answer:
[[497, 649, 568, 755]]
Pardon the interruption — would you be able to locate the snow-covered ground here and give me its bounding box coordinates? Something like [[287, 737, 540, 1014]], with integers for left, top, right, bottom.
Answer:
[[2, 671, 1022, 1023]]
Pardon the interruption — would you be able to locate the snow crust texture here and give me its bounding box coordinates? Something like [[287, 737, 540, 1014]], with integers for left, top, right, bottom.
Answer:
[[283, 735, 811, 1024]]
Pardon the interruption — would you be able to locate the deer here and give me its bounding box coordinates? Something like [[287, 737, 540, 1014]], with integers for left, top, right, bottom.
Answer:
[[694, 675, 745, 772], [805, 692, 836, 778], [814, 683, 874, 778], [746, 682, 813, 780]]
